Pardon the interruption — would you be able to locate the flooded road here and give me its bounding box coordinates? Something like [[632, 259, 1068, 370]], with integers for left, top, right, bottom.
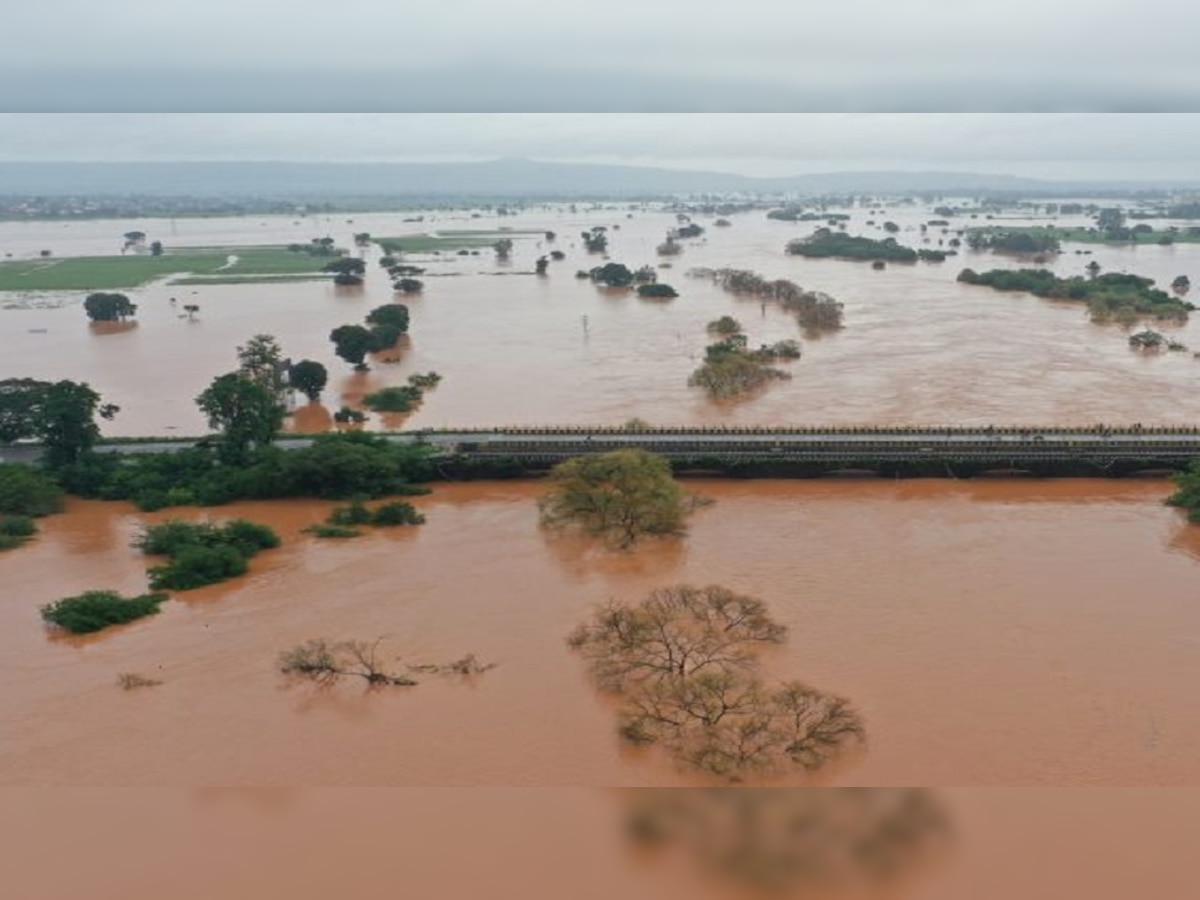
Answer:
[[3, 480, 1200, 787], [4, 204, 1200, 435]]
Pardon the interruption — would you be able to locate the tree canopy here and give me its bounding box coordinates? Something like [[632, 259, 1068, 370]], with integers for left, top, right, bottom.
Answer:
[[195, 373, 284, 463], [568, 585, 865, 780], [0, 378, 119, 467], [539, 449, 692, 548], [288, 359, 328, 402], [84, 292, 138, 322], [330, 324, 374, 369]]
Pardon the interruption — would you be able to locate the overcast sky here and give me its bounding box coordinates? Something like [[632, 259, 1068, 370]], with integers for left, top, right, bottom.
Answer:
[[2, 1, 1199, 113], [1, 114, 1199, 180]]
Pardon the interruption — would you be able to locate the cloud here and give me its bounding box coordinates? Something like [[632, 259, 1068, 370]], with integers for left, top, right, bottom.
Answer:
[[2, 1, 1200, 112]]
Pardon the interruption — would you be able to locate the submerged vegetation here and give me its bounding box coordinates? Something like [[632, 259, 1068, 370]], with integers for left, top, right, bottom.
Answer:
[[363, 372, 443, 414], [539, 449, 694, 549], [568, 585, 865, 781], [41, 589, 169, 634], [59, 433, 434, 511], [785, 229, 917, 263], [137, 518, 281, 591], [280, 637, 493, 687], [689, 268, 843, 333], [966, 229, 1061, 255], [957, 268, 1195, 324], [305, 498, 427, 537], [688, 333, 798, 400]]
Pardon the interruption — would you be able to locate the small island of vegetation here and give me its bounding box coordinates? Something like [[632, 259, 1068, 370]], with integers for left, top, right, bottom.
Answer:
[[785, 229, 917, 263], [957, 268, 1195, 324]]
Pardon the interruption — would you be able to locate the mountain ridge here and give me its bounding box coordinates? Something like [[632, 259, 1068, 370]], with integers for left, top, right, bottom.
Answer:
[[0, 159, 1190, 197]]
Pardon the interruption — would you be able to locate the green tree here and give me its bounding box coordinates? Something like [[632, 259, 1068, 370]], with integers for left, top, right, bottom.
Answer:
[[288, 360, 328, 402], [38, 381, 119, 468], [365, 304, 410, 333], [582, 227, 608, 253], [539, 449, 692, 548], [493, 238, 514, 260], [330, 325, 374, 370], [324, 257, 366, 276], [150, 240, 164, 256], [589, 262, 635, 288], [0, 378, 48, 443], [324, 257, 366, 285], [393, 278, 424, 293], [195, 373, 284, 463], [236, 334, 288, 402], [83, 292, 137, 322]]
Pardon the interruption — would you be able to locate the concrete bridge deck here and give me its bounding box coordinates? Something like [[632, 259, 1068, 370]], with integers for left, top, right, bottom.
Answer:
[[5, 426, 1200, 476]]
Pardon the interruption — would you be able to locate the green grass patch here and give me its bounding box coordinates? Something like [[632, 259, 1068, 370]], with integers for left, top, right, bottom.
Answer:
[[169, 274, 332, 286], [0, 246, 330, 291], [374, 231, 541, 254]]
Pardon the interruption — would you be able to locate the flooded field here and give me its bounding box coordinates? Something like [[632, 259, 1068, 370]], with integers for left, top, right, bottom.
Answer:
[[4, 203, 1200, 799], [4, 479, 1200, 787], [3, 204, 1200, 436]]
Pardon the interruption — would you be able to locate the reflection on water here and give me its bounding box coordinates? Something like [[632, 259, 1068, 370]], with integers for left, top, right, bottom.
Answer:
[[5, 788, 1200, 899], [621, 788, 953, 896]]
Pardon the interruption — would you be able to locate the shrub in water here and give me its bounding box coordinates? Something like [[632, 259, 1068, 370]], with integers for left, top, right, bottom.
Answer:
[[149, 543, 249, 590], [0, 464, 63, 517], [41, 590, 168, 634], [371, 501, 425, 526]]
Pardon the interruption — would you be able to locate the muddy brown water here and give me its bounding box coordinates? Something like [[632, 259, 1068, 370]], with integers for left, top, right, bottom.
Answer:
[[6, 206, 1200, 896], [3, 480, 1200, 788], [3, 206, 1200, 793], [4, 205, 1200, 435]]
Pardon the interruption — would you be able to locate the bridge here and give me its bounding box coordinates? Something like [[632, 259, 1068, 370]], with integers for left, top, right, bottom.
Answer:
[[414, 425, 1200, 477], [6, 425, 1200, 477]]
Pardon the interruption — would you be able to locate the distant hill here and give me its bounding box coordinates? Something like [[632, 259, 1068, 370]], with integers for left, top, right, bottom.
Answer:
[[0, 159, 1189, 198]]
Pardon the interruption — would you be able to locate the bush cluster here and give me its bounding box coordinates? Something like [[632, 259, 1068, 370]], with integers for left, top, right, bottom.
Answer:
[[785, 230, 917, 262], [363, 372, 443, 414], [136, 519, 281, 590], [0, 464, 64, 517], [305, 499, 426, 538], [958, 268, 1195, 323], [57, 434, 434, 512], [41, 590, 169, 634]]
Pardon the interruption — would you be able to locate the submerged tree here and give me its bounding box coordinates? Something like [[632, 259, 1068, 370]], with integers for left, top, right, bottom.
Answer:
[[568, 585, 865, 781], [83, 292, 138, 322], [280, 637, 494, 687], [539, 449, 692, 549], [288, 359, 328, 402], [330, 324, 374, 370]]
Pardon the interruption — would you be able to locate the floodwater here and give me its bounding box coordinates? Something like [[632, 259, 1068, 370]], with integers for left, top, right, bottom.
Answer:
[[6, 204, 1200, 894], [5, 787, 1200, 899], [3, 204, 1200, 435], [4, 479, 1200, 787]]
